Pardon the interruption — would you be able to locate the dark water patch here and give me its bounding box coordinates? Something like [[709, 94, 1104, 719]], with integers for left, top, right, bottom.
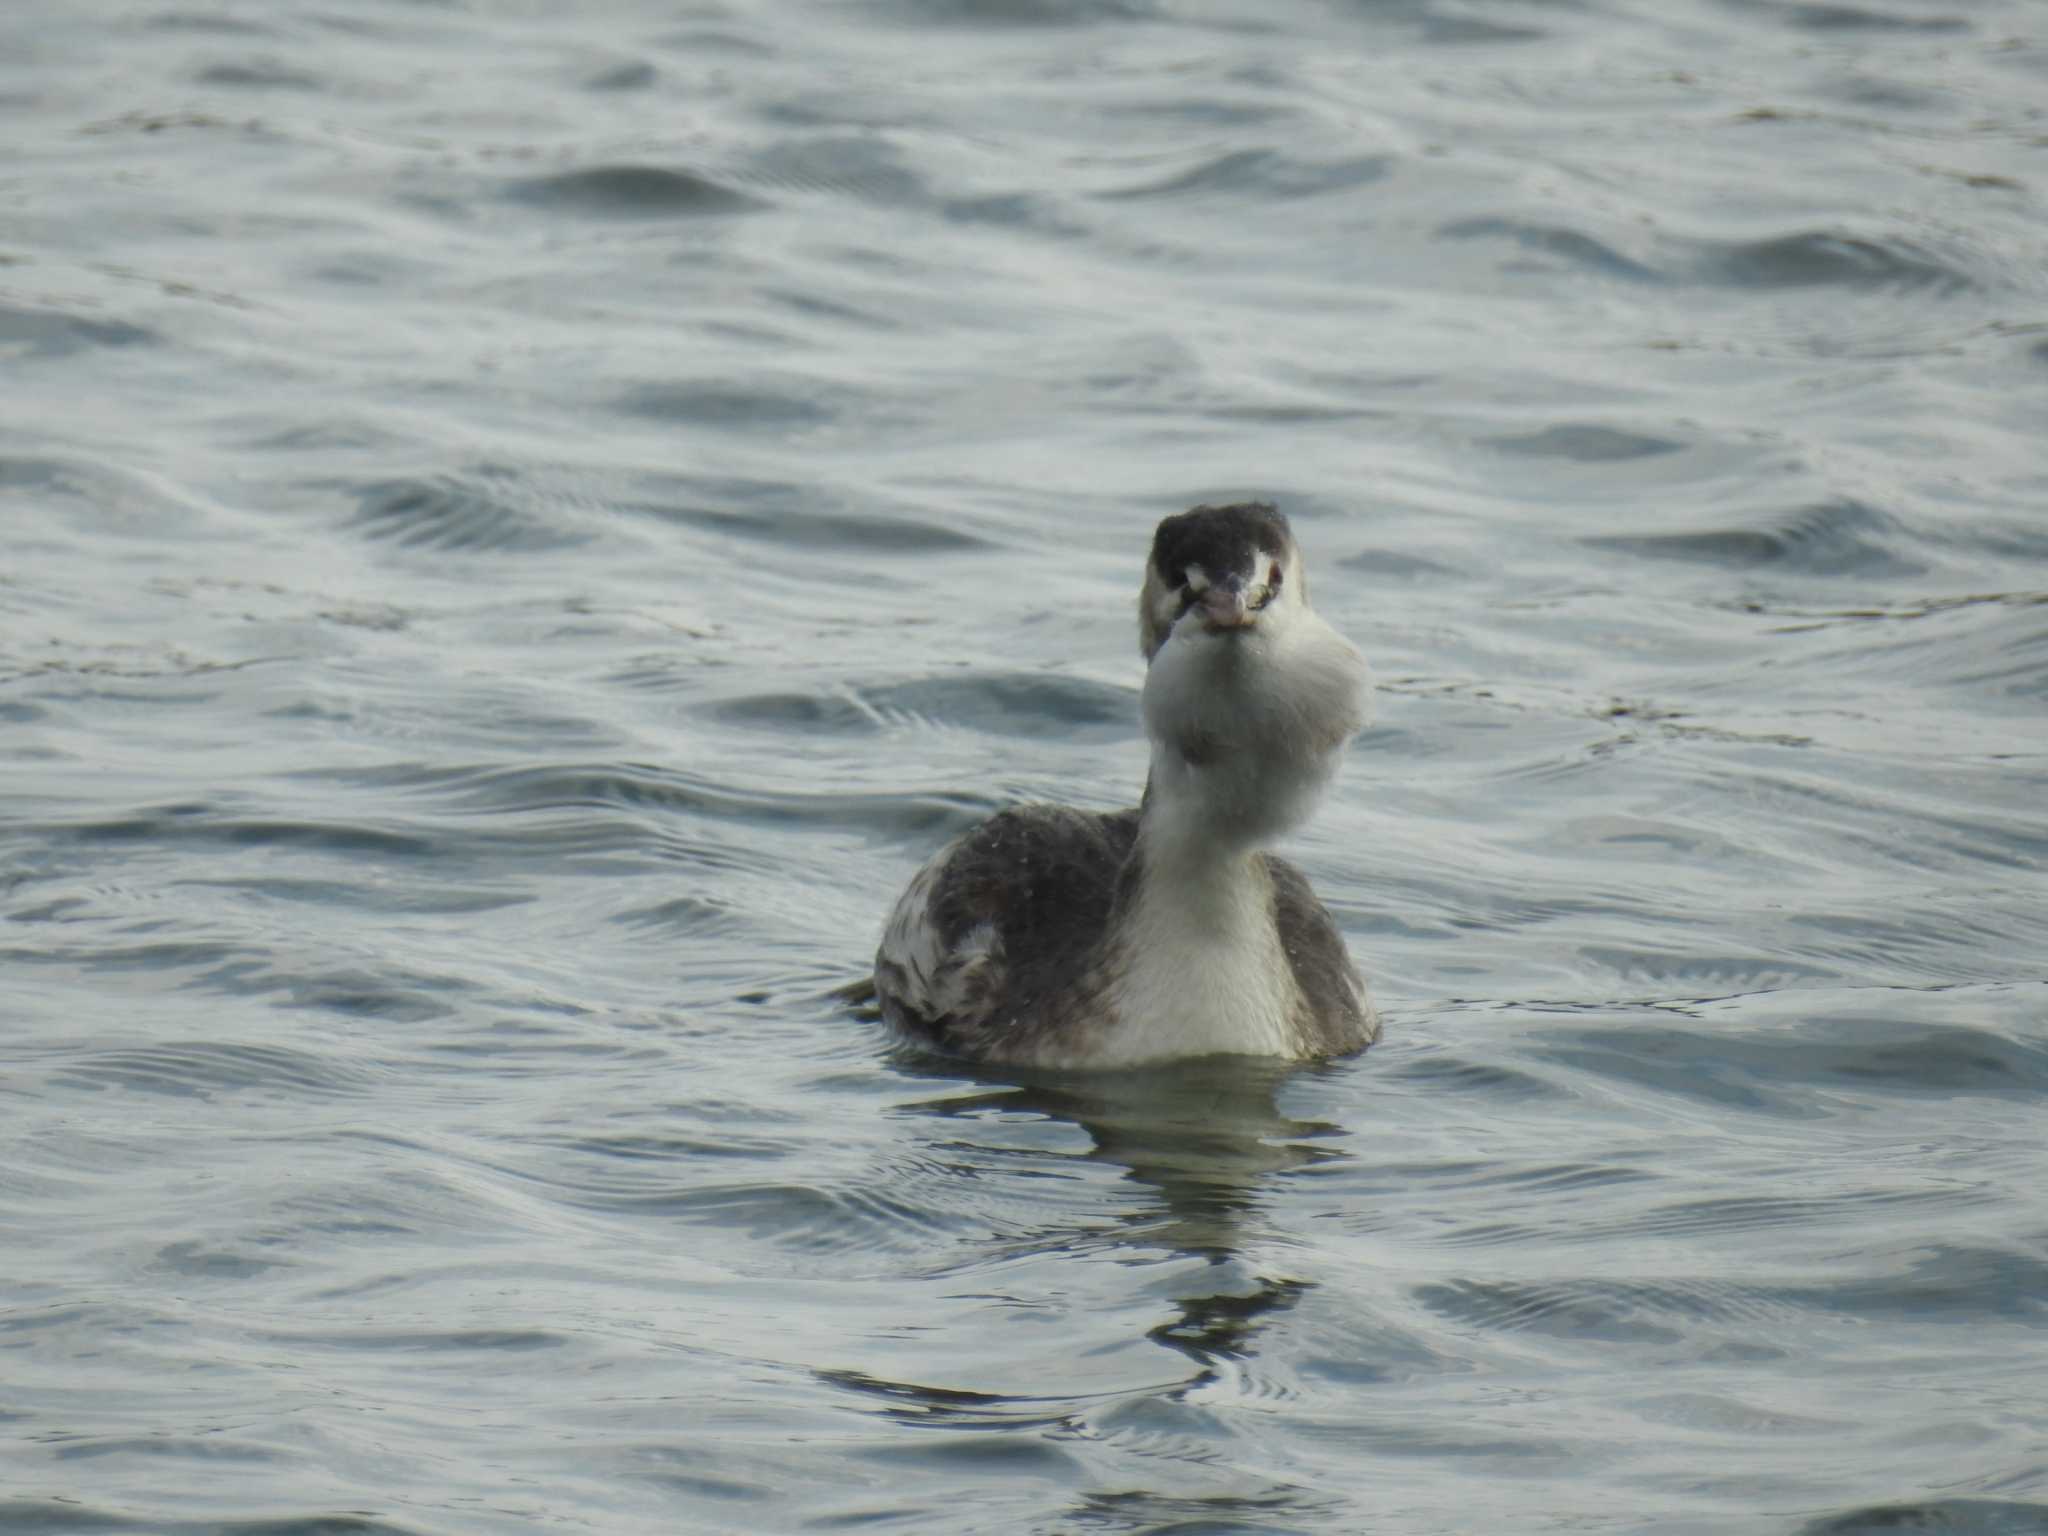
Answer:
[[370, 759, 991, 843], [564, 1177, 950, 1254], [1581, 945, 1842, 990], [0, 650, 261, 690], [621, 469, 946, 542], [940, 190, 1089, 237], [1288, 1410, 1565, 1462], [0, 938, 246, 975], [1067, 1487, 1335, 1536], [1584, 496, 1923, 577], [194, 60, 324, 90], [258, 1326, 571, 1354], [1531, 1016, 2048, 1113], [0, 1507, 424, 1536], [53, 805, 433, 860], [652, 25, 777, 58], [51, 1435, 283, 1464], [1100, 93, 1288, 129], [1385, 1051, 1569, 1100], [1330, 0, 1548, 44], [1805, 1243, 2048, 1325], [1692, 230, 1975, 293], [1416, 11, 1546, 43], [549, 1129, 789, 1163], [613, 380, 836, 431], [1727, 590, 2048, 635], [0, 305, 157, 358], [0, 1502, 139, 1535], [1099, 148, 1390, 202], [1782, 906, 2048, 984], [629, 1459, 774, 1505], [1436, 217, 1664, 283], [871, 0, 1159, 27], [347, 471, 590, 554], [1415, 1275, 1790, 1343], [1728, 766, 2048, 876], [6, 897, 95, 926], [1463, 1160, 1657, 1196], [609, 893, 742, 935], [1809, 1018, 2048, 1095], [316, 601, 409, 632], [851, 1430, 1086, 1479], [583, 59, 657, 91], [50, 1040, 372, 1100], [1615, 1189, 1967, 1241], [821, 1368, 1086, 1431], [219, 1521, 424, 1536], [0, 453, 70, 490], [0, 1300, 178, 1338], [702, 687, 890, 734], [704, 672, 1134, 740], [107, 806, 680, 884], [142, 10, 280, 34], [1487, 424, 1684, 461], [740, 136, 928, 205], [1821, 74, 1951, 113], [501, 164, 763, 219], [173, 875, 526, 917], [150, 1239, 293, 1280], [76, 108, 261, 137], [643, 495, 985, 553], [1800, 1499, 2048, 1535], [1335, 546, 1466, 581], [1151, 1275, 1313, 1366], [274, 970, 460, 1024], [759, 284, 906, 333], [1204, 399, 1386, 427], [1727, 0, 1972, 34]]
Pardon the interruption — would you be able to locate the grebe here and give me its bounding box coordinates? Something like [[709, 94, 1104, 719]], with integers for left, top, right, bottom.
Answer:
[[874, 502, 1376, 1070]]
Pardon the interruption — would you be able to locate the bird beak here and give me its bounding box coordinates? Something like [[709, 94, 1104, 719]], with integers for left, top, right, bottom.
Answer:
[[1199, 583, 1262, 631]]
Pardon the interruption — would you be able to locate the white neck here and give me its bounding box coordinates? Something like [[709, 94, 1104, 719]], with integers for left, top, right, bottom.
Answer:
[[1138, 603, 1368, 858], [1098, 813, 1297, 1065], [1090, 610, 1368, 1067]]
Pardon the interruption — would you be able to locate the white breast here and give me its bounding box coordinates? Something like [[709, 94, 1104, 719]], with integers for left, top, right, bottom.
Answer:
[[1091, 856, 1300, 1067]]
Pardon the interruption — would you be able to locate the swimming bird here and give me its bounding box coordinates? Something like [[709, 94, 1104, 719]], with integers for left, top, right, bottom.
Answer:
[[873, 502, 1377, 1070]]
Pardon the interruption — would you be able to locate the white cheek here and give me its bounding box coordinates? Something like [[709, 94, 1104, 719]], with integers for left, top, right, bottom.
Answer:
[[1261, 586, 1307, 631], [1153, 589, 1183, 637], [1141, 639, 1214, 743]]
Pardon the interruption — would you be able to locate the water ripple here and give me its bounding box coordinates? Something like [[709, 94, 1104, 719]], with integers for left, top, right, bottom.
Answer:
[[1585, 496, 1925, 577], [1799, 1500, 2048, 1535], [704, 671, 1134, 738], [348, 472, 592, 554], [1694, 229, 1978, 293], [0, 305, 157, 358], [6, 0, 2048, 1530], [503, 164, 765, 219]]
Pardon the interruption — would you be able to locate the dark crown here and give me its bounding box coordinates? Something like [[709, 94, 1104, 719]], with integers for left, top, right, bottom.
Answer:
[[1150, 502, 1293, 582]]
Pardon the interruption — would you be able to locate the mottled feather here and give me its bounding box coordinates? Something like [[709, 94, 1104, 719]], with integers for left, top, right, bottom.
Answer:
[[873, 500, 1377, 1069]]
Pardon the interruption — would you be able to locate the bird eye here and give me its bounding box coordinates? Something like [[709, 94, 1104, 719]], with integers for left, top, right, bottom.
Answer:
[[1241, 561, 1283, 613]]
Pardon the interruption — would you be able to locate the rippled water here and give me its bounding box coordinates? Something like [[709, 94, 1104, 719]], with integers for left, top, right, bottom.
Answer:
[[5, 0, 2047, 1531]]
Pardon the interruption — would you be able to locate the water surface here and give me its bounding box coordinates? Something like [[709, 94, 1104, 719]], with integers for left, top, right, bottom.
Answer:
[[4, 0, 2046, 1531]]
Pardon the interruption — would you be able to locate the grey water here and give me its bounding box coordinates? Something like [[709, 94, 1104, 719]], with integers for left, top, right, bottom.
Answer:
[[3, 0, 2046, 1531]]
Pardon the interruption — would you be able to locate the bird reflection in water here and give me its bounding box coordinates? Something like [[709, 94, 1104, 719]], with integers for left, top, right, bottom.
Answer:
[[809, 1046, 1355, 1528], [900, 1052, 1343, 1372]]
